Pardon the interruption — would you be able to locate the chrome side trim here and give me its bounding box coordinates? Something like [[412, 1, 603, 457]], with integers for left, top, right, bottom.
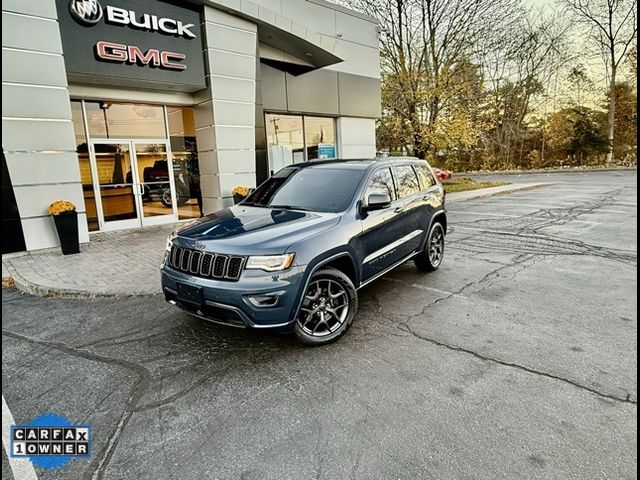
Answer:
[[246, 319, 294, 329], [363, 229, 423, 264], [358, 251, 420, 289]]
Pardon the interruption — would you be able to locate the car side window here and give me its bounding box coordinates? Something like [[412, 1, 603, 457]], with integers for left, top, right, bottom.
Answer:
[[392, 165, 420, 198], [365, 168, 396, 201], [414, 164, 436, 190]]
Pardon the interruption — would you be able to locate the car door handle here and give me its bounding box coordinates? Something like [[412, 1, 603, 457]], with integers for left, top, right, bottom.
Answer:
[[394, 206, 404, 213]]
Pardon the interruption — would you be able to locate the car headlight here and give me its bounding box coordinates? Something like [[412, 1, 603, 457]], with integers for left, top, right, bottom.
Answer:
[[165, 230, 178, 252], [245, 253, 295, 272]]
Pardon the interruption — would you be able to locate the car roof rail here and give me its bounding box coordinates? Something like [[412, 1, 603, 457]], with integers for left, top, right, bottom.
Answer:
[[374, 155, 421, 161]]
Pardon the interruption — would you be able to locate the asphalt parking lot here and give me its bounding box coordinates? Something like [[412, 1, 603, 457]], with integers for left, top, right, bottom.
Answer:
[[2, 170, 637, 480]]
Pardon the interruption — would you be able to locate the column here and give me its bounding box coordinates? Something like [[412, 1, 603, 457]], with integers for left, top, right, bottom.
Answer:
[[195, 7, 258, 213], [2, 0, 88, 250]]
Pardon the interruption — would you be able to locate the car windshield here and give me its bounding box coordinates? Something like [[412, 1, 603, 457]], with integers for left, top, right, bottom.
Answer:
[[243, 167, 365, 213]]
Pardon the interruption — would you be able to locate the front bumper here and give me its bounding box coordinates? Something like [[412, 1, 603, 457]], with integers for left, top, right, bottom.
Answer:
[[160, 262, 306, 331]]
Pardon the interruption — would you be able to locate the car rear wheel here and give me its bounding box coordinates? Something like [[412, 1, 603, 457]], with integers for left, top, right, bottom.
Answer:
[[294, 268, 358, 345], [414, 221, 445, 272]]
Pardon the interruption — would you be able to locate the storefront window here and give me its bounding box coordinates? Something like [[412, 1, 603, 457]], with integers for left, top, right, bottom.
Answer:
[[265, 114, 305, 171], [168, 107, 201, 219], [71, 100, 99, 231], [85, 102, 166, 139], [304, 116, 336, 160], [265, 114, 336, 172], [71, 100, 201, 230]]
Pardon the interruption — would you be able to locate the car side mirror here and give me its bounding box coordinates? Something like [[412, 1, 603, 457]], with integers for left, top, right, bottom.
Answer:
[[363, 192, 391, 211]]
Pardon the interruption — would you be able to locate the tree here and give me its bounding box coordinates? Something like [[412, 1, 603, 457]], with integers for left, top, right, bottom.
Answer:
[[610, 81, 638, 160], [567, 64, 594, 107], [564, 0, 637, 163], [479, 9, 570, 168], [546, 107, 609, 165], [346, 0, 522, 159]]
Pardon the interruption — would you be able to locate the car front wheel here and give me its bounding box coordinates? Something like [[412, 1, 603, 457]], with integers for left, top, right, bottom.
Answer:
[[294, 268, 358, 345], [414, 221, 445, 271]]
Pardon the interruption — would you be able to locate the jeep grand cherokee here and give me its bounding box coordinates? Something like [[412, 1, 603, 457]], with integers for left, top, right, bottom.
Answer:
[[161, 157, 446, 345]]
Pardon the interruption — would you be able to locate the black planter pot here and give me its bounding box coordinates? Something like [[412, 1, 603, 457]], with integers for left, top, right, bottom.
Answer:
[[52, 211, 79, 255], [233, 193, 246, 204]]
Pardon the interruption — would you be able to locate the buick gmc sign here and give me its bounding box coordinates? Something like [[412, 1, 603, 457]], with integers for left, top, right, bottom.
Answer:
[[103, 6, 197, 38], [57, 0, 206, 91]]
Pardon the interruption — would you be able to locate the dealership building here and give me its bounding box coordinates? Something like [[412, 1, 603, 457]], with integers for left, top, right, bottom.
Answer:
[[2, 0, 380, 253]]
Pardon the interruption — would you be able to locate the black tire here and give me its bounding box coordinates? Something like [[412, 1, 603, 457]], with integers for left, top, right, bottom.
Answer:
[[414, 221, 445, 272], [161, 189, 173, 207], [294, 268, 358, 345], [162, 189, 190, 207]]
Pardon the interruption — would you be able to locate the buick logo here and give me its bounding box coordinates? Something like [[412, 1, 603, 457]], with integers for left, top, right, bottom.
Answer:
[[70, 0, 103, 25]]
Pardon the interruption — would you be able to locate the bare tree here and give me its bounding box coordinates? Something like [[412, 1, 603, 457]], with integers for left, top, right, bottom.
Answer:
[[564, 0, 637, 163], [478, 8, 571, 166], [346, 0, 522, 159]]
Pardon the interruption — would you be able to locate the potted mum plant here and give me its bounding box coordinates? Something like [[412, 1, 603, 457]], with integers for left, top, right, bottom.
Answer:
[[232, 185, 250, 204], [48, 200, 79, 255]]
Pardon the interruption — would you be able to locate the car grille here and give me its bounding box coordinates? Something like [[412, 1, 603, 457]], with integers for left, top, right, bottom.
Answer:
[[169, 245, 245, 281]]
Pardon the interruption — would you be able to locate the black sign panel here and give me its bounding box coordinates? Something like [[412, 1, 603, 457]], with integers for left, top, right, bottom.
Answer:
[[56, 0, 206, 92]]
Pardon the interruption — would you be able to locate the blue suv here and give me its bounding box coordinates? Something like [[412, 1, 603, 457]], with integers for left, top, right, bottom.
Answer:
[[161, 157, 447, 345]]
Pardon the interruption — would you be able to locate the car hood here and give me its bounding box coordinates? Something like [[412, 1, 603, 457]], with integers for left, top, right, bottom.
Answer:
[[175, 205, 340, 255]]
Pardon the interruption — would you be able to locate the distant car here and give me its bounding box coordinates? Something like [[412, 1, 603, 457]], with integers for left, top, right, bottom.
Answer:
[[143, 160, 169, 183], [433, 168, 452, 181]]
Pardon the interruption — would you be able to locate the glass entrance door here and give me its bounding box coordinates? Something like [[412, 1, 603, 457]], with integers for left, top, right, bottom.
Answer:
[[90, 140, 177, 231], [133, 142, 176, 226]]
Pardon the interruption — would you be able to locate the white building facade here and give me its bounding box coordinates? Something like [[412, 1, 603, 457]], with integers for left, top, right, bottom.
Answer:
[[2, 0, 380, 252]]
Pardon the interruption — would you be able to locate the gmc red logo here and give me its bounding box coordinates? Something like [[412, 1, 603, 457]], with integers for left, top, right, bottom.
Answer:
[[96, 41, 186, 70]]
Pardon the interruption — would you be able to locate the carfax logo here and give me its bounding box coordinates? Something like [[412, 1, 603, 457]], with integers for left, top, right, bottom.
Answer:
[[10, 413, 92, 469]]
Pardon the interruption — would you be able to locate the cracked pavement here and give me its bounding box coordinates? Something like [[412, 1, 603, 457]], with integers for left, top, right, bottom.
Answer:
[[2, 170, 637, 480]]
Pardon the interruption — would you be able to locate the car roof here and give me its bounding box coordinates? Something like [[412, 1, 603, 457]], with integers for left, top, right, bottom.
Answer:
[[288, 157, 426, 171]]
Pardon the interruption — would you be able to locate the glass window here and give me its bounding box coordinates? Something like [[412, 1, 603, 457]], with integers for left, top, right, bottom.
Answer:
[[85, 101, 166, 139], [71, 100, 99, 231], [392, 165, 420, 198], [266, 114, 304, 171], [304, 116, 336, 160], [168, 106, 201, 219], [414, 164, 435, 189], [244, 167, 365, 213], [365, 168, 396, 201], [94, 143, 137, 222]]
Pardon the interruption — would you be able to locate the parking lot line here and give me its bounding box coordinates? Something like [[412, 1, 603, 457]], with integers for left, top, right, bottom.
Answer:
[[2, 395, 39, 480]]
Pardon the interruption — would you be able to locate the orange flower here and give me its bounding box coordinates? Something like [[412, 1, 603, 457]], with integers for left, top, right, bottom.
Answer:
[[48, 200, 76, 216], [232, 186, 250, 196]]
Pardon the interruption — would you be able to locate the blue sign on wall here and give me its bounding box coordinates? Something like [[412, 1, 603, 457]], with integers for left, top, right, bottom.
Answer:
[[317, 144, 336, 159]]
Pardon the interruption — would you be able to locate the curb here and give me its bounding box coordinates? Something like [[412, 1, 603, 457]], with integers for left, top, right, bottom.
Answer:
[[2, 260, 158, 299], [447, 182, 551, 203]]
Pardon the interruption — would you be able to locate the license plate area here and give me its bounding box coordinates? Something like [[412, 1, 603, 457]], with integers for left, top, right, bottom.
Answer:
[[176, 283, 203, 305]]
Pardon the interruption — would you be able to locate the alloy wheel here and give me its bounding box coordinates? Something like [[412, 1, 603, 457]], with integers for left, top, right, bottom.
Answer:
[[429, 225, 444, 267], [297, 279, 349, 337]]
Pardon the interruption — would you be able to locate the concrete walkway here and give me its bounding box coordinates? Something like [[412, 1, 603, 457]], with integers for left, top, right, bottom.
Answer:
[[2, 182, 548, 297]]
